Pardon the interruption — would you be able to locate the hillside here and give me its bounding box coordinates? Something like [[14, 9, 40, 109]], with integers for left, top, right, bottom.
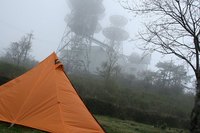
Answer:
[[69, 73, 194, 128], [0, 61, 194, 130]]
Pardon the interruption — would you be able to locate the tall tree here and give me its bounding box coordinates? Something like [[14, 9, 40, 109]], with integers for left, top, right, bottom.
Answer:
[[121, 0, 200, 132], [3, 33, 33, 66], [156, 61, 191, 89], [97, 45, 121, 89]]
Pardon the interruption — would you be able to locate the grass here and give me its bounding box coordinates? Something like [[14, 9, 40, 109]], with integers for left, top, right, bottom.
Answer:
[[0, 115, 189, 133], [0, 122, 44, 133], [96, 115, 189, 133]]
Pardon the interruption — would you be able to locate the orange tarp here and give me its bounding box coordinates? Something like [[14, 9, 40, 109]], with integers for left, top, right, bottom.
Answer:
[[0, 52, 105, 133]]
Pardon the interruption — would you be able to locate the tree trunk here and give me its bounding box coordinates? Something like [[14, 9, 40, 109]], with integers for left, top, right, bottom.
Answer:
[[190, 77, 200, 133]]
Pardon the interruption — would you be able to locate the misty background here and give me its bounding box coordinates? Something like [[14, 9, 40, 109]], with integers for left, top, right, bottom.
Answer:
[[0, 0, 196, 132], [0, 0, 161, 67]]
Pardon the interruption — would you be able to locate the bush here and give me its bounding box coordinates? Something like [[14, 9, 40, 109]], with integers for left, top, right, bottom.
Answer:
[[0, 76, 11, 85], [0, 61, 27, 79], [84, 98, 190, 128]]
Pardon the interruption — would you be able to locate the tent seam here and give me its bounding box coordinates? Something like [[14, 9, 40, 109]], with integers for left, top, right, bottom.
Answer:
[[13, 62, 50, 124], [62, 69, 106, 133], [55, 68, 66, 133]]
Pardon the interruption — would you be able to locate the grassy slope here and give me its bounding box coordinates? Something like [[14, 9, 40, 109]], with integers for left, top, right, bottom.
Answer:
[[96, 115, 189, 133], [0, 115, 188, 133]]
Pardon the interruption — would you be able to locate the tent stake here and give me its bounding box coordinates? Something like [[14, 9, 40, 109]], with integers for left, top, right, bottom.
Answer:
[[8, 123, 15, 128]]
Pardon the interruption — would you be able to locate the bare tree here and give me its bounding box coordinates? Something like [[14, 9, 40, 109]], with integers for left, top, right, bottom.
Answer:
[[97, 43, 120, 87], [4, 33, 33, 66], [121, 0, 200, 132]]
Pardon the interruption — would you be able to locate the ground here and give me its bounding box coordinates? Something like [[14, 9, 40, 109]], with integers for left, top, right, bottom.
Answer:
[[0, 115, 188, 133]]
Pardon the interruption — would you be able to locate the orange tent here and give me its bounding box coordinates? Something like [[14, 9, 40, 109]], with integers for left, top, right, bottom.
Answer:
[[0, 52, 105, 133]]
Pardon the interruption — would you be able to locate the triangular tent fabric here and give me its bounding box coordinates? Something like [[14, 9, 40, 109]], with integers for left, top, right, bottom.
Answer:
[[0, 52, 105, 133]]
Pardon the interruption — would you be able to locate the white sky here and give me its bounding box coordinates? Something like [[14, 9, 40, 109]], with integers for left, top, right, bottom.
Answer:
[[0, 0, 143, 57], [0, 0, 67, 60], [0, 0, 176, 71]]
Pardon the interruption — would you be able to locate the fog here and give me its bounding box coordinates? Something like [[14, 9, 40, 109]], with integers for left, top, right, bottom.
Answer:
[[1, 1, 127, 56], [0, 0, 185, 71], [0, 0, 66, 59], [0, 1, 197, 131]]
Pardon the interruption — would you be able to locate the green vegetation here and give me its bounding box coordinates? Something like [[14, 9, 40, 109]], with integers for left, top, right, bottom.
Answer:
[[0, 116, 188, 133], [0, 61, 27, 79], [0, 122, 44, 133], [97, 115, 189, 133], [69, 72, 193, 128]]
